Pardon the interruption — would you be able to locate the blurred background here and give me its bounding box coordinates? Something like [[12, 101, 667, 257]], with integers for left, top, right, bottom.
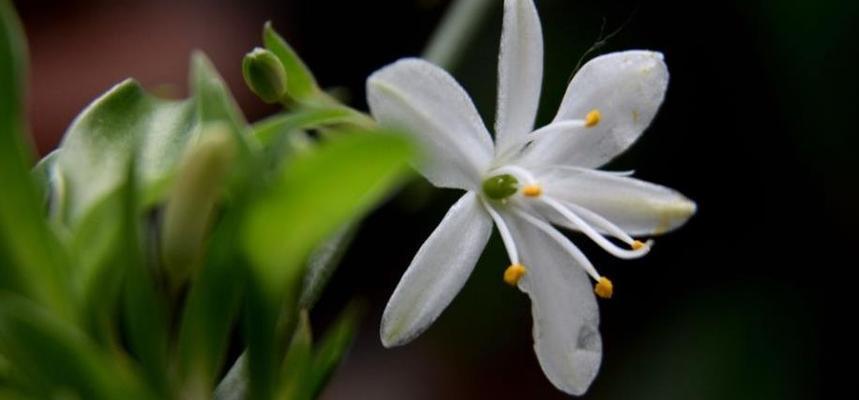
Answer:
[[14, 0, 857, 398]]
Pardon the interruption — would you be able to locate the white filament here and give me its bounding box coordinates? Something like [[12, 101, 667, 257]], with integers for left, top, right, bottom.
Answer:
[[541, 196, 650, 259], [529, 119, 586, 137], [513, 209, 601, 281], [562, 201, 636, 245], [481, 198, 520, 265]]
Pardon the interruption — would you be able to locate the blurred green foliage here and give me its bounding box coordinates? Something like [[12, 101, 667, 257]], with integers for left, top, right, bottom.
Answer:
[[0, 1, 413, 398]]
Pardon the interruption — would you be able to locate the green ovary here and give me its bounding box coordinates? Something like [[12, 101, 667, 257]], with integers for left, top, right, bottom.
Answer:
[[482, 174, 519, 200]]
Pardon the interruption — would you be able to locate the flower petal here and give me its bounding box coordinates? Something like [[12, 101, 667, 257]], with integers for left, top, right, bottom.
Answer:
[[495, 0, 543, 156], [367, 58, 494, 190], [541, 168, 696, 236], [381, 192, 492, 347], [520, 50, 668, 168], [503, 210, 602, 395]]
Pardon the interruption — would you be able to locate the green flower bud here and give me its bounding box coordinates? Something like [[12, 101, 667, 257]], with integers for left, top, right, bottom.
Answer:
[[161, 123, 236, 292], [242, 47, 288, 103]]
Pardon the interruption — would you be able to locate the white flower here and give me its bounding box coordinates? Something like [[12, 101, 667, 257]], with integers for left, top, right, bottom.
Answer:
[[366, 0, 695, 395]]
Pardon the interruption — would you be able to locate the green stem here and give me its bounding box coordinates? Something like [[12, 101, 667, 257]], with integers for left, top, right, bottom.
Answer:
[[423, 0, 497, 70]]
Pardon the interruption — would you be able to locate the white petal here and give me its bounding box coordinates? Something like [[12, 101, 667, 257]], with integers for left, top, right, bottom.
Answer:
[[495, 0, 543, 156], [367, 58, 494, 190], [542, 168, 696, 236], [520, 50, 669, 168], [381, 192, 492, 347], [503, 210, 602, 395]]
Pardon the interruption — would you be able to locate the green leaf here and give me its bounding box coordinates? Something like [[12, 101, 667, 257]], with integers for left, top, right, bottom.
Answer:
[[308, 302, 363, 398], [31, 149, 58, 210], [51, 52, 250, 229], [190, 52, 248, 134], [252, 107, 373, 182], [299, 222, 358, 310], [71, 188, 130, 346], [175, 205, 247, 398], [188, 52, 256, 199], [53, 79, 197, 225], [0, 387, 30, 400], [66, 150, 143, 351], [277, 311, 313, 400], [241, 130, 411, 400], [122, 251, 170, 398], [243, 283, 282, 400], [252, 107, 355, 146], [172, 57, 256, 396], [0, 293, 155, 400], [263, 22, 320, 103], [212, 304, 352, 400], [118, 157, 169, 397], [0, 0, 72, 316], [242, 130, 413, 299]]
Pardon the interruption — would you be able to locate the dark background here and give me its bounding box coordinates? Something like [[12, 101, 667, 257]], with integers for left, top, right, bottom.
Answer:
[[14, 0, 858, 398]]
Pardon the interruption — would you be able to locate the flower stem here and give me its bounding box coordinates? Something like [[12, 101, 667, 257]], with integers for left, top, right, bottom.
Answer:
[[423, 0, 497, 70]]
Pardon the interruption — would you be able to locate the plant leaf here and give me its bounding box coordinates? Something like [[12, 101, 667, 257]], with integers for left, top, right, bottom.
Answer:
[[277, 311, 313, 400], [172, 57, 256, 396], [118, 156, 170, 397], [0, 293, 155, 399], [242, 130, 412, 298], [213, 305, 357, 400], [72, 188, 130, 346], [0, 0, 72, 316], [252, 107, 355, 146], [190, 52, 248, 135], [53, 79, 198, 225], [263, 22, 320, 103], [299, 222, 358, 310], [241, 130, 411, 399], [307, 302, 363, 398], [175, 205, 247, 398], [31, 149, 58, 210], [50, 52, 251, 230]]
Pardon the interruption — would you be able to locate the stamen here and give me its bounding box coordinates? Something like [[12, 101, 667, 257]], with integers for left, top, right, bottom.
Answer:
[[631, 240, 646, 250], [522, 184, 542, 197], [513, 210, 602, 281], [585, 109, 601, 127], [504, 263, 527, 286], [529, 120, 586, 137], [541, 196, 650, 259], [594, 277, 613, 299], [549, 165, 636, 178], [563, 201, 637, 245], [481, 199, 520, 265]]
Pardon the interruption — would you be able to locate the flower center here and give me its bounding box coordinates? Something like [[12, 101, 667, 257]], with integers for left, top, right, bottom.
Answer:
[[482, 174, 519, 200]]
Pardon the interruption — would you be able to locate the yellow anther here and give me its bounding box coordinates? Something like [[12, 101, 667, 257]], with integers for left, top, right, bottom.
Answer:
[[594, 276, 613, 299], [522, 184, 542, 197], [631, 240, 646, 250], [504, 263, 527, 286], [585, 109, 601, 127]]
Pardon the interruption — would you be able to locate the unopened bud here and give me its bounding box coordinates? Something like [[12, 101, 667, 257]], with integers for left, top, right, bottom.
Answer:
[[242, 47, 287, 103], [161, 124, 236, 292]]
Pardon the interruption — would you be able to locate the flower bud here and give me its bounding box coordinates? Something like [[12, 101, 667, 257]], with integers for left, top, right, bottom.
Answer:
[[161, 124, 236, 292], [242, 47, 287, 103]]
